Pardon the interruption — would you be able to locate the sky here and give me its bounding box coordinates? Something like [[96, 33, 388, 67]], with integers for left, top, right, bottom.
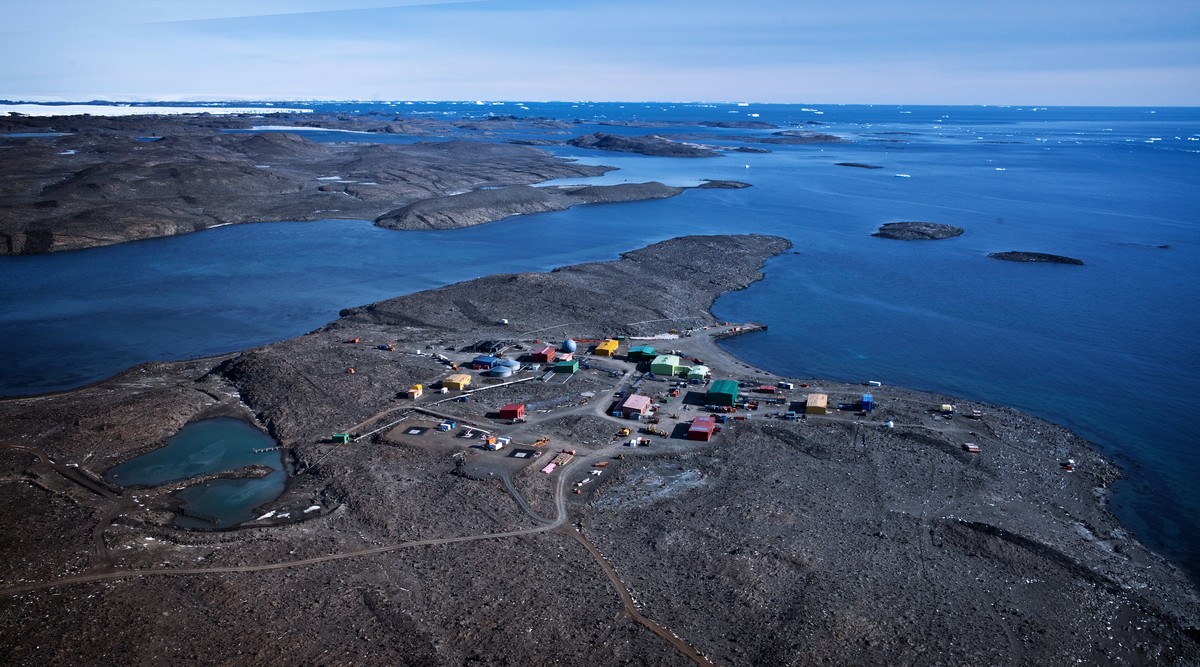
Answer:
[[2, 0, 1198, 105]]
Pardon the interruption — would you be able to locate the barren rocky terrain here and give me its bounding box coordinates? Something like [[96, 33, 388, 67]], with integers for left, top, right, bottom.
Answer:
[[7, 113, 772, 254], [0, 234, 1196, 665]]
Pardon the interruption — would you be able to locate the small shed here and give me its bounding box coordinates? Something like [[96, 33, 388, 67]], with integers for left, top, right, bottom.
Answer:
[[531, 346, 557, 363], [331, 433, 351, 444], [620, 394, 653, 418], [554, 360, 579, 374], [861, 393, 874, 412], [688, 416, 717, 441], [628, 345, 657, 360], [708, 379, 739, 407], [594, 339, 619, 356], [442, 373, 472, 391], [406, 384, 423, 399], [805, 393, 829, 415], [499, 404, 525, 421], [756, 384, 777, 394], [650, 354, 687, 377]]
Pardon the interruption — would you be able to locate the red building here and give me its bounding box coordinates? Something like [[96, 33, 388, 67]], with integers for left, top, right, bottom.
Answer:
[[499, 403, 526, 420], [688, 416, 717, 441], [531, 346, 557, 363]]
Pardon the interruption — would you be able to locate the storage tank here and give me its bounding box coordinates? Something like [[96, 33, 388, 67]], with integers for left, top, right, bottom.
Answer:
[[561, 338, 577, 353], [488, 366, 514, 378], [499, 359, 521, 370]]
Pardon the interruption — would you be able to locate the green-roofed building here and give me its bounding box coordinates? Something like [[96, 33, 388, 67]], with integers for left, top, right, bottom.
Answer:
[[708, 380, 739, 406], [650, 354, 688, 377], [628, 345, 657, 361], [554, 359, 580, 373]]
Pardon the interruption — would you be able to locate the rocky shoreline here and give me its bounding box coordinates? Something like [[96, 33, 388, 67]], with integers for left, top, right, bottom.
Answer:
[[0, 234, 1195, 665]]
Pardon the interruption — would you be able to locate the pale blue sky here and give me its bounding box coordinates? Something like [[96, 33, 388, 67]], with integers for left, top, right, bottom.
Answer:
[[3, 0, 1198, 104]]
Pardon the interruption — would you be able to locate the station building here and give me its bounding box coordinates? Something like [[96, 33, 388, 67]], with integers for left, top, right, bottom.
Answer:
[[707, 379, 739, 406]]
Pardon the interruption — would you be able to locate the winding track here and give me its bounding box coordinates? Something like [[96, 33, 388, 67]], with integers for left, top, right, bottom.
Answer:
[[0, 455, 573, 596], [0, 342, 729, 663]]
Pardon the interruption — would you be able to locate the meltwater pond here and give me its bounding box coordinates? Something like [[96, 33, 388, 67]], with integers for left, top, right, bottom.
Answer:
[[105, 417, 287, 529]]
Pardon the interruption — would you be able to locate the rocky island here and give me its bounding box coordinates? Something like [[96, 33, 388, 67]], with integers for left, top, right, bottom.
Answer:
[[872, 221, 965, 240], [0, 235, 1195, 665], [989, 251, 1085, 265], [568, 132, 723, 157]]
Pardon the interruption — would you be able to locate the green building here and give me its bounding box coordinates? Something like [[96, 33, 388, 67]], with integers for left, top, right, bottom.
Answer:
[[687, 365, 711, 381], [707, 380, 739, 406], [628, 345, 657, 360], [554, 359, 580, 373], [650, 354, 688, 377]]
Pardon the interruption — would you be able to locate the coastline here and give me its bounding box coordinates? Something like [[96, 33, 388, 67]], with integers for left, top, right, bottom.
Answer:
[[0, 234, 1195, 664]]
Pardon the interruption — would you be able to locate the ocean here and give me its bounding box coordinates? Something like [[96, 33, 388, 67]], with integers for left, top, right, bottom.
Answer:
[[1, 101, 1197, 579]]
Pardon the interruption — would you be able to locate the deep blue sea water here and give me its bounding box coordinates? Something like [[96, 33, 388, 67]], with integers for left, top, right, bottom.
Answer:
[[2, 102, 1197, 576]]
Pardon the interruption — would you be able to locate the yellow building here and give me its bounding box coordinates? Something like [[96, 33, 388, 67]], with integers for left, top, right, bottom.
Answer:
[[442, 374, 472, 391], [594, 339, 619, 356], [805, 393, 828, 415], [406, 384, 423, 399]]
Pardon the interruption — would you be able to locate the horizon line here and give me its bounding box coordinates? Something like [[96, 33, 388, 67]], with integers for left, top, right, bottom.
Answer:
[[4, 98, 1199, 109]]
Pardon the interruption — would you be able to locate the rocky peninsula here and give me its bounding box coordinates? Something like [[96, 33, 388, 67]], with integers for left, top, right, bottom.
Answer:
[[873, 221, 965, 240], [0, 235, 1195, 666], [990, 251, 1085, 265], [0, 114, 754, 255], [376, 180, 749, 231]]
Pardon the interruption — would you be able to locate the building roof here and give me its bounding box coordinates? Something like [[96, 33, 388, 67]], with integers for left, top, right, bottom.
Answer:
[[445, 373, 471, 384], [807, 393, 828, 407], [500, 403, 524, 413], [689, 416, 716, 431], [651, 354, 682, 366], [709, 379, 739, 396], [621, 394, 653, 412], [596, 339, 619, 351]]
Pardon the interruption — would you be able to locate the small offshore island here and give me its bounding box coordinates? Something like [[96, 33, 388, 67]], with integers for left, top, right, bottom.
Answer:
[[0, 110, 1196, 664], [0, 233, 1197, 664], [873, 221, 965, 240], [990, 250, 1085, 265]]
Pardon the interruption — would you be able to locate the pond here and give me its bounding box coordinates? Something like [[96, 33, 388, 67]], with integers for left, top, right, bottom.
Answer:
[[105, 416, 287, 528]]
